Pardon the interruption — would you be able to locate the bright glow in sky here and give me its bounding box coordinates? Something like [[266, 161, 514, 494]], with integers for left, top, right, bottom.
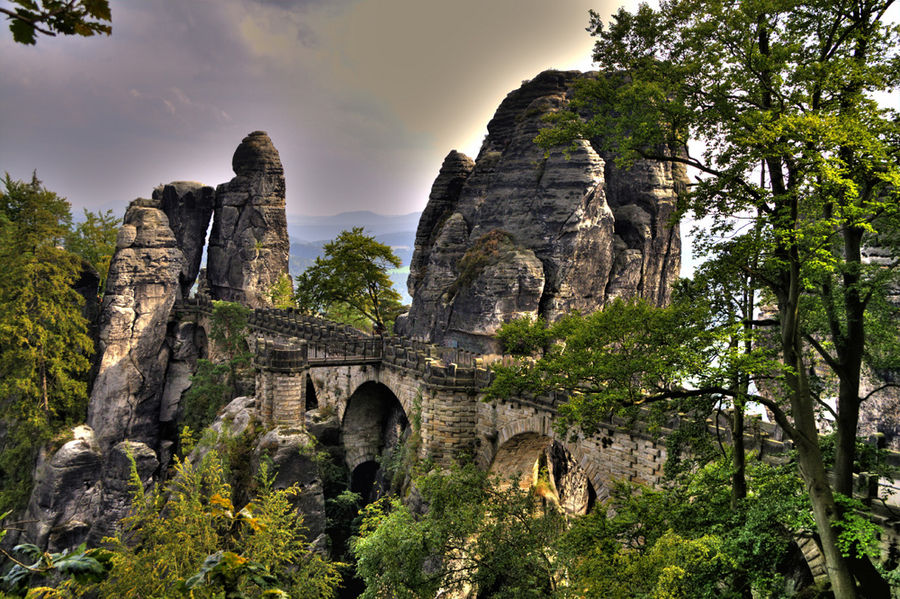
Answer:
[[0, 0, 616, 218]]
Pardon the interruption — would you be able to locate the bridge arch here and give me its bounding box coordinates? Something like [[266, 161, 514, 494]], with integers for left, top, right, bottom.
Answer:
[[341, 381, 409, 473], [488, 416, 598, 514]]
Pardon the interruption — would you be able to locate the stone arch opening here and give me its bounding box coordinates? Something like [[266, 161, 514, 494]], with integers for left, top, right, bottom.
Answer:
[[350, 460, 383, 505], [305, 374, 318, 411], [341, 381, 408, 501], [490, 434, 595, 515]]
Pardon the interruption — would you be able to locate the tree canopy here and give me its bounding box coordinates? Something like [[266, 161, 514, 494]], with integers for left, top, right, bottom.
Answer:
[[294, 228, 404, 334], [2, 0, 111, 45], [530, 0, 900, 596], [65, 208, 118, 294], [0, 174, 93, 511]]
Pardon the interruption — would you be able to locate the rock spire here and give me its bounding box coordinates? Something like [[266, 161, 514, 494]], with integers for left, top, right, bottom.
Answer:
[[397, 70, 684, 353]]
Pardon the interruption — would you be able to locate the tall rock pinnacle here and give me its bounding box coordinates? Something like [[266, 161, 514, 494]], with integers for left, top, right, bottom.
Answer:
[[207, 131, 290, 307], [87, 199, 185, 452], [397, 70, 684, 353]]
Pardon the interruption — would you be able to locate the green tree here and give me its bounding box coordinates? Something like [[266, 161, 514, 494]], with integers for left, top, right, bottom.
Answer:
[[266, 272, 295, 310], [535, 1, 900, 595], [0, 174, 93, 511], [1, 0, 111, 45], [557, 457, 817, 598], [65, 208, 118, 294], [352, 463, 565, 599], [294, 228, 404, 334]]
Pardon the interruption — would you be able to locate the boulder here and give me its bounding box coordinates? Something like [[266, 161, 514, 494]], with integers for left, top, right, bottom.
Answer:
[[88, 440, 159, 544], [22, 426, 102, 551], [207, 131, 290, 307], [253, 427, 326, 543]]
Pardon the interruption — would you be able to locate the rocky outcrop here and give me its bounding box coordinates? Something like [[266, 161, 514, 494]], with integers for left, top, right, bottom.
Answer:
[[153, 181, 215, 300], [207, 131, 290, 307], [22, 426, 102, 552], [398, 70, 684, 352], [87, 440, 159, 544], [198, 397, 328, 546], [87, 199, 185, 453]]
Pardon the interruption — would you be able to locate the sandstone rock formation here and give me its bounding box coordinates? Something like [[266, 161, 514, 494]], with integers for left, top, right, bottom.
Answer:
[[398, 70, 684, 352], [207, 131, 290, 307], [153, 181, 215, 300], [23, 426, 102, 552], [87, 199, 185, 453]]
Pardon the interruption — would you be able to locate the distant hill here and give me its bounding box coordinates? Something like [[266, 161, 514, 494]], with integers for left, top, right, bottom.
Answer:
[[287, 211, 421, 243], [287, 211, 421, 305]]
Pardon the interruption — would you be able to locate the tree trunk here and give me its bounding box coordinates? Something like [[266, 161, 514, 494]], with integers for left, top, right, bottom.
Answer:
[[795, 431, 858, 599]]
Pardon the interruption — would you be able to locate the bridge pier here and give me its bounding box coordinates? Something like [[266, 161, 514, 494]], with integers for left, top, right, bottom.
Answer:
[[254, 339, 308, 425]]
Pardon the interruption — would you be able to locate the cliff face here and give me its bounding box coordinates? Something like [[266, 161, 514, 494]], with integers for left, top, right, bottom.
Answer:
[[398, 70, 684, 352], [207, 131, 290, 308], [86, 199, 185, 453]]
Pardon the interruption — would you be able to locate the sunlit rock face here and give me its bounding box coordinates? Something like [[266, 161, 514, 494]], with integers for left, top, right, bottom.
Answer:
[[86, 199, 184, 453], [398, 70, 684, 353], [207, 131, 290, 307], [152, 181, 215, 300]]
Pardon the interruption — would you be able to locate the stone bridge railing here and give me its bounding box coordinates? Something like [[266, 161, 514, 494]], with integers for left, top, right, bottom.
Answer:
[[174, 294, 502, 392]]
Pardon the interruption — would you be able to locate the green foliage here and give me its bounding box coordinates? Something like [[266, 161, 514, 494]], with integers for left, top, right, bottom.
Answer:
[[488, 298, 725, 436], [181, 360, 231, 434], [209, 300, 251, 365], [558, 457, 814, 598], [496, 314, 552, 356], [450, 230, 517, 295], [182, 301, 251, 433], [294, 227, 404, 334], [0, 174, 93, 512], [64, 208, 118, 294], [352, 463, 565, 599], [0, 540, 113, 597], [265, 273, 295, 310], [79, 450, 340, 598], [3, 0, 111, 45]]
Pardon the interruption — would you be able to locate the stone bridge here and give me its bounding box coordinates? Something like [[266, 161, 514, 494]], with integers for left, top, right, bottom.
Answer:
[[174, 295, 900, 579]]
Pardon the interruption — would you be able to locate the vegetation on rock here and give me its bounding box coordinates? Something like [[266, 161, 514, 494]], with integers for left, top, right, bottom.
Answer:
[[182, 301, 251, 434]]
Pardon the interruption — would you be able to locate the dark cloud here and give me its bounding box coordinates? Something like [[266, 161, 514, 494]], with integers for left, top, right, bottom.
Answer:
[[1, 0, 613, 218]]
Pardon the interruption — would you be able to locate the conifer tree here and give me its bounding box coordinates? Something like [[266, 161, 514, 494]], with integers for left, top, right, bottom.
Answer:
[[0, 174, 93, 511]]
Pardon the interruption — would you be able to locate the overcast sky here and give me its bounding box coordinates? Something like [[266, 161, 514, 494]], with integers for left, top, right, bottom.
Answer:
[[0, 0, 625, 219]]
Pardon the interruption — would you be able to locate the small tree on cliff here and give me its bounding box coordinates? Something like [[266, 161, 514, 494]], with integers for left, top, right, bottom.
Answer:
[[294, 228, 404, 334], [182, 301, 251, 434], [533, 0, 900, 596]]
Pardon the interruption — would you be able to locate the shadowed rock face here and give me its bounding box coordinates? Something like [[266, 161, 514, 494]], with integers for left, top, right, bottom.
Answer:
[[398, 70, 684, 353], [152, 181, 215, 300], [207, 131, 290, 307]]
